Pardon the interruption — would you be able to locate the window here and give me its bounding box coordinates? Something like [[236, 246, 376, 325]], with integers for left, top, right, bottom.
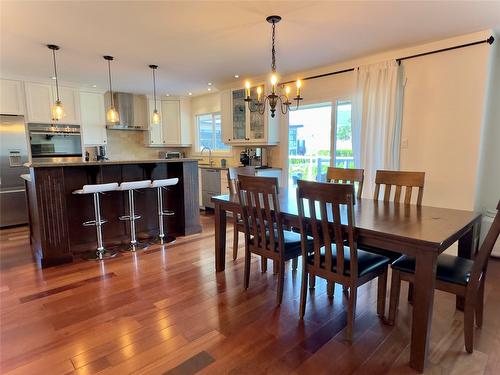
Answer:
[[287, 100, 353, 187], [334, 101, 353, 168], [196, 112, 230, 153]]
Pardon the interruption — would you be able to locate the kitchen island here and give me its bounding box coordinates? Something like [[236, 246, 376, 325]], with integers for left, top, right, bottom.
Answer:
[[25, 159, 201, 268]]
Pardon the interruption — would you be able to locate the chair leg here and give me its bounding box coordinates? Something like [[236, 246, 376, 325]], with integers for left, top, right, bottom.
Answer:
[[292, 257, 298, 270], [244, 246, 251, 290], [232, 221, 239, 260], [261, 256, 267, 272], [388, 270, 401, 325], [464, 301, 475, 353], [299, 269, 308, 319], [347, 286, 357, 341], [273, 260, 279, 274], [476, 278, 485, 328], [343, 285, 349, 296], [327, 281, 335, 299], [407, 283, 414, 304], [309, 274, 316, 289], [277, 261, 285, 305], [377, 268, 388, 318]]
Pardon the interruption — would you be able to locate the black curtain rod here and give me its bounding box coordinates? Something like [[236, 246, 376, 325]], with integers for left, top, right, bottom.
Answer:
[[282, 35, 494, 85]]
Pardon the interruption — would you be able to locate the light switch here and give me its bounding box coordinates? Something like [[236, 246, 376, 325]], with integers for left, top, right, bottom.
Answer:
[[401, 139, 408, 149]]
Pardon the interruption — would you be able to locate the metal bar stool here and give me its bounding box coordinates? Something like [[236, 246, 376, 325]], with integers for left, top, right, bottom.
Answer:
[[72, 182, 119, 260], [118, 180, 151, 252], [150, 178, 179, 245]]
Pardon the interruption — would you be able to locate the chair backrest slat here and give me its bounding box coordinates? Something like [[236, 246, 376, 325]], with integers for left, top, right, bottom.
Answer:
[[374, 170, 425, 205], [326, 167, 364, 199], [228, 166, 256, 195], [297, 180, 357, 280], [237, 175, 283, 256], [468, 201, 500, 292]]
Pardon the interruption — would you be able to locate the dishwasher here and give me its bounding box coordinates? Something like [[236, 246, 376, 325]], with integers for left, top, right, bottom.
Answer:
[[201, 168, 221, 210]]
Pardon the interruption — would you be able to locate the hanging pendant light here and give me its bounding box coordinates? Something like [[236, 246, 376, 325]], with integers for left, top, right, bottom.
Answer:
[[149, 64, 161, 125], [47, 44, 65, 121], [244, 16, 303, 118], [103, 55, 119, 123]]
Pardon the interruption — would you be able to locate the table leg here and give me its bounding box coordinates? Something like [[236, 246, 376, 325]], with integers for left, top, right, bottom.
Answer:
[[456, 224, 476, 310], [410, 251, 437, 373], [214, 202, 227, 272]]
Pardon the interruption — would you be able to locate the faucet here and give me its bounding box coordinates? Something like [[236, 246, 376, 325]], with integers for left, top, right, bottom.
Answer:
[[200, 146, 214, 167]]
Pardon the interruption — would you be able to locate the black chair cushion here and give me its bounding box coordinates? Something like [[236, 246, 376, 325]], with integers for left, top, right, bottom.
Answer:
[[307, 245, 390, 277], [356, 245, 402, 263], [392, 254, 474, 286], [250, 230, 313, 259]]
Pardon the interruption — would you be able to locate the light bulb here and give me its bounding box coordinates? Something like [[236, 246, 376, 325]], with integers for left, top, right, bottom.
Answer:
[[270, 74, 278, 85], [296, 79, 302, 89], [152, 109, 161, 125], [107, 106, 120, 123], [285, 86, 291, 95], [51, 100, 65, 121], [245, 81, 251, 89], [257, 86, 262, 101]]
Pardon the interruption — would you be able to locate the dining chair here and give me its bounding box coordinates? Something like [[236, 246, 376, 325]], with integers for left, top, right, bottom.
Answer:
[[296, 179, 390, 340], [388, 201, 500, 353], [367, 170, 426, 302], [228, 166, 256, 261], [237, 174, 310, 305], [326, 167, 364, 199]]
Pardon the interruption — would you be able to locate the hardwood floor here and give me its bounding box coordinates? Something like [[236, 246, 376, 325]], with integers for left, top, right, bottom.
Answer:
[[1, 213, 499, 374]]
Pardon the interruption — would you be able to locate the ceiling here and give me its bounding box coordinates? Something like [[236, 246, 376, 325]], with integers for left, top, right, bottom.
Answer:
[[1, 1, 499, 96]]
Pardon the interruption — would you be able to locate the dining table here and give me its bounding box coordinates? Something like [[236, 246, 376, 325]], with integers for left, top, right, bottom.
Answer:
[[211, 188, 481, 373]]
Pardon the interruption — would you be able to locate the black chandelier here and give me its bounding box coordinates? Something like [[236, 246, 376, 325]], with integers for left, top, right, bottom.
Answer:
[[244, 15, 303, 118]]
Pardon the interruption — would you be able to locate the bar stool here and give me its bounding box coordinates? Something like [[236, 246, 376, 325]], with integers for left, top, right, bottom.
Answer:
[[150, 178, 179, 245], [72, 182, 119, 260], [118, 180, 151, 252]]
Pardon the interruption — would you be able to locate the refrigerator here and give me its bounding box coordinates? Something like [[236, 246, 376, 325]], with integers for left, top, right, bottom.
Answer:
[[0, 115, 29, 227]]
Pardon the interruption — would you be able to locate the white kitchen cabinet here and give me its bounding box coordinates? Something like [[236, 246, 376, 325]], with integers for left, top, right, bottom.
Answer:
[[220, 86, 279, 146], [147, 98, 191, 147], [25, 82, 81, 124], [0, 79, 25, 115], [80, 91, 107, 146]]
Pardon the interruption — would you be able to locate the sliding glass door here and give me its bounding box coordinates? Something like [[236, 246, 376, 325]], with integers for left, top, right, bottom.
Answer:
[[287, 100, 352, 187]]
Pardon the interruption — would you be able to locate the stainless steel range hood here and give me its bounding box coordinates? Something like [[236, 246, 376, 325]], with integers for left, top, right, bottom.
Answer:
[[105, 92, 148, 130]]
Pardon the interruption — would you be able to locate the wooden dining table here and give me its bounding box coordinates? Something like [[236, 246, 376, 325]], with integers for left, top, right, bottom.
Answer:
[[211, 188, 481, 372]]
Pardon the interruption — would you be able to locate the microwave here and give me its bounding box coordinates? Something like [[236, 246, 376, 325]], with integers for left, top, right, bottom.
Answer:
[[159, 151, 183, 159], [28, 123, 82, 161]]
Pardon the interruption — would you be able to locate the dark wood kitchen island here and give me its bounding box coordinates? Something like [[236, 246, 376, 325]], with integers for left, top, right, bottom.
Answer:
[[25, 159, 201, 268]]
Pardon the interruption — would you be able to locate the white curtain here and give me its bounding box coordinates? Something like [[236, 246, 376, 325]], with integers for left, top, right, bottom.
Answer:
[[352, 60, 404, 198]]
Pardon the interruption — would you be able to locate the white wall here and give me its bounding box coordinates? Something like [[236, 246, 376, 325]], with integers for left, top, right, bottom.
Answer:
[[269, 30, 493, 210], [476, 31, 500, 214]]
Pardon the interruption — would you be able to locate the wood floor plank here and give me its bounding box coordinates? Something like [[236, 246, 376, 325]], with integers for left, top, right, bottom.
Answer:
[[1, 214, 499, 375]]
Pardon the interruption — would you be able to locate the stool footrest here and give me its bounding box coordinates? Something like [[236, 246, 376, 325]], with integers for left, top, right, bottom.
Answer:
[[119, 214, 142, 221], [161, 210, 175, 216], [83, 219, 108, 226]]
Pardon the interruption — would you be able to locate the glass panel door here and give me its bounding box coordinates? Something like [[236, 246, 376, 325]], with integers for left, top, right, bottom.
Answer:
[[288, 103, 332, 187], [334, 101, 353, 168], [248, 86, 264, 140], [232, 89, 246, 140]]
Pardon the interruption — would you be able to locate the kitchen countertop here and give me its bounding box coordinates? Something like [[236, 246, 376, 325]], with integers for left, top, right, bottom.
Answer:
[[198, 164, 281, 170], [26, 158, 201, 168]]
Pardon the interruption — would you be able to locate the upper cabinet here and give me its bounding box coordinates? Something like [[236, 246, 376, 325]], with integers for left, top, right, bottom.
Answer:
[[0, 79, 25, 115], [220, 86, 279, 146], [24, 82, 81, 124], [146, 98, 191, 147], [80, 91, 107, 146]]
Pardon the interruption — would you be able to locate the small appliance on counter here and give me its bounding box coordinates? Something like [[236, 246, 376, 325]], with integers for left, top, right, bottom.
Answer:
[[159, 151, 183, 159], [95, 145, 108, 161], [240, 147, 269, 168]]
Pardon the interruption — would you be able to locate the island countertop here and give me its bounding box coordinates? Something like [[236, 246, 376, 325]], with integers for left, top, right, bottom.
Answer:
[[26, 158, 201, 168], [24, 159, 201, 268]]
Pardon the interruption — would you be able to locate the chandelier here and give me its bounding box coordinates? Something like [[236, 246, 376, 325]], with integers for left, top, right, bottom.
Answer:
[[244, 15, 303, 118]]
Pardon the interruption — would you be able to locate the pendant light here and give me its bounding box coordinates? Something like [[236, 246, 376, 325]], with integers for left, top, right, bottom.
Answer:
[[47, 44, 65, 121], [243, 16, 303, 118], [103, 55, 119, 123], [149, 64, 160, 125]]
